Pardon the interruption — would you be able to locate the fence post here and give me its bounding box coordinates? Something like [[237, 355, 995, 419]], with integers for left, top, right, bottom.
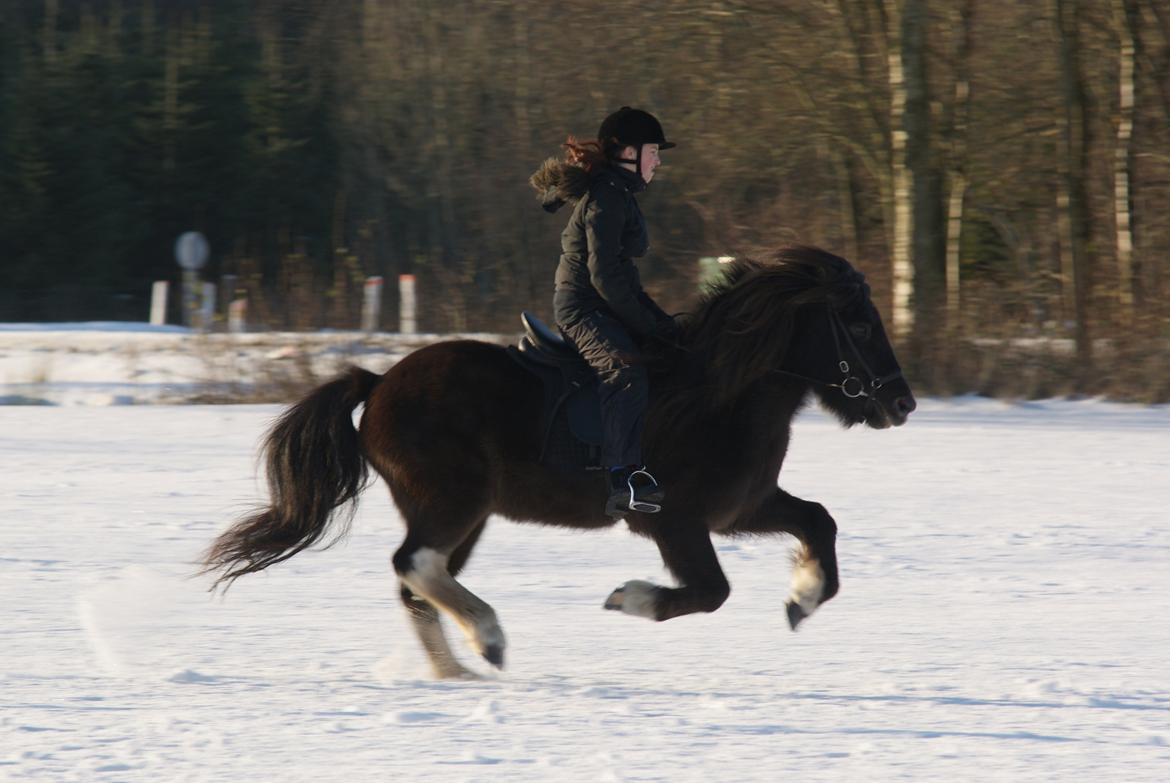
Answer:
[[228, 298, 247, 334], [362, 276, 384, 332], [150, 281, 169, 326], [399, 274, 416, 334]]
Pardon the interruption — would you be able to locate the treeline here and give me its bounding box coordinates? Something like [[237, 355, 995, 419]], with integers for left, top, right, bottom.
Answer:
[[1, 1, 1168, 398]]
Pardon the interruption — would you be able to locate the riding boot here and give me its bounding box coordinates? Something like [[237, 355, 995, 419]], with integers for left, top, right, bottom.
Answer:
[[604, 466, 664, 518]]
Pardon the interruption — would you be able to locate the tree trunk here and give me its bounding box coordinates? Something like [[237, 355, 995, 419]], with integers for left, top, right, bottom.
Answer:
[[1055, 0, 1093, 372], [1113, 0, 1138, 319], [884, 0, 915, 338], [883, 0, 941, 342], [833, 0, 894, 241], [945, 0, 975, 333], [903, 0, 944, 330]]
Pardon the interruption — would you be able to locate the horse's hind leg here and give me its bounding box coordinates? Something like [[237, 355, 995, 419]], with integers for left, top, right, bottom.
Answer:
[[398, 520, 487, 679], [399, 588, 472, 679], [393, 518, 506, 669]]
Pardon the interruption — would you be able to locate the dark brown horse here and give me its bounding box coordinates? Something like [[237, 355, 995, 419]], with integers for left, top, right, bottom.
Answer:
[[203, 246, 915, 679]]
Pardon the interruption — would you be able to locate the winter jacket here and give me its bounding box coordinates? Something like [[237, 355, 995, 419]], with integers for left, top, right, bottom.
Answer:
[[532, 160, 674, 339]]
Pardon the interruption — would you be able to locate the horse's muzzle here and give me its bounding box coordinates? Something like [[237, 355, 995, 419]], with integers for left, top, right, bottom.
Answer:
[[866, 390, 916, 429], [891, 394, 917, 424]]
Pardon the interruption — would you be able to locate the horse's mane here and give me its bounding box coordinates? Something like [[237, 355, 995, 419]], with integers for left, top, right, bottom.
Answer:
[[652, 245, 870, 410]]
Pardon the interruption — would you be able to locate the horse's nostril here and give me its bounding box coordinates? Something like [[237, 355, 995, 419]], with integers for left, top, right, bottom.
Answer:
[[895, 396, 917, 416]]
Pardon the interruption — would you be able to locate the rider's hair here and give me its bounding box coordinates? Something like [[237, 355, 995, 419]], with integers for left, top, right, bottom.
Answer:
[[562, 136, 608, 172]]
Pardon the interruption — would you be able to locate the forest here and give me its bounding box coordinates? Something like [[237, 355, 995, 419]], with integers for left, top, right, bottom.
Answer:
[[1, 1, 1168, 398]]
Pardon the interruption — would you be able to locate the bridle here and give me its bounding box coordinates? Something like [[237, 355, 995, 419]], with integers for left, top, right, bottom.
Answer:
[[773, 304, 904, 400]]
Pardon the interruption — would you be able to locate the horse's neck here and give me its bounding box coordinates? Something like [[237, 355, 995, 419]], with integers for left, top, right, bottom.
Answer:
[[652, 357, 805, 428], [737, 374, 806, 424]]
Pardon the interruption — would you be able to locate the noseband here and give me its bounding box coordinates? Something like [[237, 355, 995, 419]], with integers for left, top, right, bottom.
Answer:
[[774, 304, 903, 399]]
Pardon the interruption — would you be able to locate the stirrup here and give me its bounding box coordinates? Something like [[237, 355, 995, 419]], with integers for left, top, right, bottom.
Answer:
[[626, 469, 663, 513], [605, 468, 664, 517]]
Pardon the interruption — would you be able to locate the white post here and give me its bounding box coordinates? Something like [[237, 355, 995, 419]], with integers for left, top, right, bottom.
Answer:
[[150, 281, 169, 326], [399, 274, 416, 334], [362, 276, 384, 333], [228, 298, 247, 334]]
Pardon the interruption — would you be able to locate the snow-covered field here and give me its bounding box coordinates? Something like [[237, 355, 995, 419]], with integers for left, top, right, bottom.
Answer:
[[3, 330, 1170, 781], [0, 323, 504, 406]]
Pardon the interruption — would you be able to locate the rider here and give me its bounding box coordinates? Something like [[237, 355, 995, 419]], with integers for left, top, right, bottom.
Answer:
[[530, 107, 679, 517]]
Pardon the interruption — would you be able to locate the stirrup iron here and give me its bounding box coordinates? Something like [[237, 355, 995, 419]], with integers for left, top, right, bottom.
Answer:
[[625, 469, 662, 513]]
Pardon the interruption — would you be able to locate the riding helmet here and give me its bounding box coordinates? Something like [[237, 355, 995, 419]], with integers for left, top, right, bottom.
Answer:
[[597, 107, 676, 153]]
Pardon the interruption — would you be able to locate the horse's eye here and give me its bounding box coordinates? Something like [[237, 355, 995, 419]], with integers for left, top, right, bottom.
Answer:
[[849, 323, 872, 341]]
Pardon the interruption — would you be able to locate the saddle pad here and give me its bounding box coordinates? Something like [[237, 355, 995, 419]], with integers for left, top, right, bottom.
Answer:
[[506, 347, 602, 471]]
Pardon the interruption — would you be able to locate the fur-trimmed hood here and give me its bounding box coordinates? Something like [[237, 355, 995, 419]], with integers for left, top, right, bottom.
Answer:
[[529, 158, 591, 214]]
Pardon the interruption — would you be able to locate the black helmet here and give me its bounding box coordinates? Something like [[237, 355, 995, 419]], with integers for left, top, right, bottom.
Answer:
[[597, 107, 676, 153]]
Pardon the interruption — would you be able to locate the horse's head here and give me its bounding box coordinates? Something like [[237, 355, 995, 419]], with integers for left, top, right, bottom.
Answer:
[[683, 245, 917, 428], [682, 246, 915, 427], [779, 251, 916, 429]]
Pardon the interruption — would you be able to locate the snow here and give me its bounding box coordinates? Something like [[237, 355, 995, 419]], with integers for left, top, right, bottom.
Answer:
[[2, 333, 1170, 781], [0, 326, 503, 406], [0, 322, 194, 334]]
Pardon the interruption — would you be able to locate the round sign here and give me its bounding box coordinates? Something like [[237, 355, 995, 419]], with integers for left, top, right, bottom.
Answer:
[[175, 231, 210, 270]]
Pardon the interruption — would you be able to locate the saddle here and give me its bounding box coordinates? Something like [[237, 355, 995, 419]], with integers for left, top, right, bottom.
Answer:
[[506, 312, 603, 471]]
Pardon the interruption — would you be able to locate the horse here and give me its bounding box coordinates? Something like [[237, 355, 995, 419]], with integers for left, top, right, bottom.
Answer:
[[202, 245, 916, 679]]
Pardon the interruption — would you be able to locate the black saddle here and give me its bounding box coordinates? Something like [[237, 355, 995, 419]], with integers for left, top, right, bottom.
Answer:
[[507, 312, 603, 471], [517, 311, 579, 362]]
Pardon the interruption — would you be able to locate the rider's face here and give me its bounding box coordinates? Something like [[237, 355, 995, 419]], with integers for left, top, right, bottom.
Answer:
[[617, 144, 662, 184], [640, 144, 661, 183]]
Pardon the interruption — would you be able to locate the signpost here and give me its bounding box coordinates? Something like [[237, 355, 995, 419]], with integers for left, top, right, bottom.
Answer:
[[200, 282, 216, 329], [175, 231, 209, 328]]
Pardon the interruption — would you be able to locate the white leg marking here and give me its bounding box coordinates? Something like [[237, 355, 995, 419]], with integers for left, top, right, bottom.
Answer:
[[403, 548, 505, 663], [788, 557, 826, 616], [606, 579, 659, 620], [401, 591, 479, 680], [411, 547, 450, 584]]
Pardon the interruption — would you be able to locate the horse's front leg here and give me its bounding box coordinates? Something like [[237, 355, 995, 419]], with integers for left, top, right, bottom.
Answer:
[[604, 519, 730, 621], [733, 489, 840, 630]]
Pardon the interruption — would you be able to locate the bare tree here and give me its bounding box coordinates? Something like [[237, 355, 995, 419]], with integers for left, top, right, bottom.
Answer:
[[1112, 0, 1138, 318], [945, 0, 975, 332], [1054, 0, 1093, 371], [884, 0, 917, 338]]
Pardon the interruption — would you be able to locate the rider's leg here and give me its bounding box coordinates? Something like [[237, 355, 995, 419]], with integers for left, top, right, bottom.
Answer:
[[559, 310, 662, 514]]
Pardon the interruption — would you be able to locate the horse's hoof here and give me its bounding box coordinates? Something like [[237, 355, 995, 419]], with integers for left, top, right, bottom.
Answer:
[[786, 600, 807, 630], [603, 580, 658, 619], [482, 643, 505, 669]]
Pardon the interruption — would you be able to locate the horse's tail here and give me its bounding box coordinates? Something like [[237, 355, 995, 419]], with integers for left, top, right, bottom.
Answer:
[[202, 365, 382, 591]]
